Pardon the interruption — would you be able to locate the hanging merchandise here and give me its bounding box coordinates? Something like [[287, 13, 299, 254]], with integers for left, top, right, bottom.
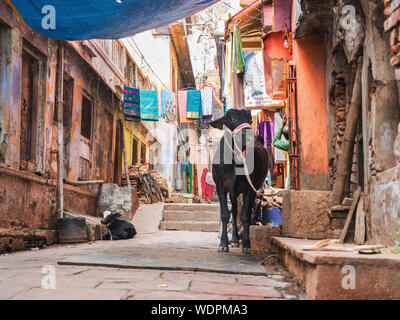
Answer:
[[201, 87, 214, 121], [161, 89, 175, 122], [243, 51, 284, 109], [139, 89, 159, 121], [177, 91, 192, 124], [223, 40, 232, 110], [186, 90, 202, 120], [123, 87, 140, 121], [273, 112, 288, 161], [232, 24, 245, 74]]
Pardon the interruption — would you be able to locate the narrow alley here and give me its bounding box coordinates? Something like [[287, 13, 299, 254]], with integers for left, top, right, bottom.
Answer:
[[0, 203, 305, 300], [1, 0, 400, 304]]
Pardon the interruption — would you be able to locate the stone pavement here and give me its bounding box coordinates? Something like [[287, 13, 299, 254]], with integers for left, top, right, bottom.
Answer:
[[0, 203, 306, 300]]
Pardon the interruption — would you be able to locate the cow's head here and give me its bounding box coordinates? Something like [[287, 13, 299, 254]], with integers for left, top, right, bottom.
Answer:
[[101, 211, 121, 225], [210, 109, 252, 131]]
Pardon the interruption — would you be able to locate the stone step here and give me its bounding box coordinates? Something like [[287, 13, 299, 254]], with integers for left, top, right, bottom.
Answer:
[[163, 203, 220, 212], [159, 221, 219, 232], [163, 210, 219, 222]]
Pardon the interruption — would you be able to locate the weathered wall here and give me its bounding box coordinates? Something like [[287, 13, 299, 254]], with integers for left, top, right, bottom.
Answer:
[[370, 165, 400, 245], [282, 190, 332, 239], [292, 34, 330, 190]]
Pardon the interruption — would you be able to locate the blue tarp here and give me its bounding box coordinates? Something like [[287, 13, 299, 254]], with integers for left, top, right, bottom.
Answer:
[[9, 0, 220, 40]]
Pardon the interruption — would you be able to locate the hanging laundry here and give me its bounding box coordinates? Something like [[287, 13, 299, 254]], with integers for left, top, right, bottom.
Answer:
[[123, 87, 140, 121], [223, 41, 232, 105], [177, 91, 192, 123], [257, 115, 275, 173], [139, 89, 159, 121], [161, 89, 175, 122], [201, 87, 213, 118], [186, 90, 202, 120], [232, 23, 245, 74]]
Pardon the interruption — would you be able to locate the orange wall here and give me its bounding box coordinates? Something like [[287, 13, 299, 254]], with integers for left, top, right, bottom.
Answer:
[[293, 35, 329, 190], [263, 32, 292, 61]]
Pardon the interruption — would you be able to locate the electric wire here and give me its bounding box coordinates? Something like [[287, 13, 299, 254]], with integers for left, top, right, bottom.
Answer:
[[130, 38, 171, 90]]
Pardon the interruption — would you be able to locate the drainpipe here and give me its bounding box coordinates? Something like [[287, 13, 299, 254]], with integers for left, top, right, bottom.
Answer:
[[56, 41, 64, 219]]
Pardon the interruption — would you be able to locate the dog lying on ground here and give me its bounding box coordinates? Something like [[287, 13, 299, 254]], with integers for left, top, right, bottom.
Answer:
[[101, 211, 137, 240]]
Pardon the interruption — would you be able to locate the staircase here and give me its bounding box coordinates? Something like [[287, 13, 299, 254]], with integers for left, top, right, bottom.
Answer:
[[160, 203, 220, 232]]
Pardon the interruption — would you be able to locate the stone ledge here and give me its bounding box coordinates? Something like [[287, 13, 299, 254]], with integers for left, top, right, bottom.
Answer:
[[272, 237, 400, 299]]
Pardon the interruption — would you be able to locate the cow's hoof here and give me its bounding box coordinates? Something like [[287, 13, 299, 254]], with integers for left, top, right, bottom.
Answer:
[[218, 246, 229, 252], [231, 242, 240, 248], [242, 247, 251, 254]]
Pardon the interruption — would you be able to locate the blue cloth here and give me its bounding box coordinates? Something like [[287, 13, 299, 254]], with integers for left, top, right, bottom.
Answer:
[[186, 90, 202, 119], [9, 0, 219, 40], [140, 89, 158, 121], [123, 87, 140, 121]]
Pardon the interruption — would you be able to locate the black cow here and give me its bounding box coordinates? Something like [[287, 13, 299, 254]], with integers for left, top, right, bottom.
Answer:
[[210, 109, 269, 254], [101, 211, 137, 240]]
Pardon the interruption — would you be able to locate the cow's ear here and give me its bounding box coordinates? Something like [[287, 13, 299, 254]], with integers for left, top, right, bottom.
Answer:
[[115, 213, 122, 218]]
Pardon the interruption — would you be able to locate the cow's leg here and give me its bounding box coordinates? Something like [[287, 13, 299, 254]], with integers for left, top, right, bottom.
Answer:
[[230, 194, 240, 248], [240, 190, 256, 254], [217, 188, 230, 252]]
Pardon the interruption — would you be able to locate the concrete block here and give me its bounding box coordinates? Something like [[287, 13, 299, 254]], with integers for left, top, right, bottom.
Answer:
[[370, 165, 400, 246], [250, 225, 281, 253], [96, 184, 138, 220], [282, 190, 332, 240]]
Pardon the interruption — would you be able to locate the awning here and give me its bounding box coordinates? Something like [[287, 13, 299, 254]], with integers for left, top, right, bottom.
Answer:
[[7, 0, 220, 40], [224, 0, 266, 51]]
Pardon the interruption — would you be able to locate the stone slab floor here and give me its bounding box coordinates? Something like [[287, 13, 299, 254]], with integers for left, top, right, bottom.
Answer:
[[0, 203, 306, 300]]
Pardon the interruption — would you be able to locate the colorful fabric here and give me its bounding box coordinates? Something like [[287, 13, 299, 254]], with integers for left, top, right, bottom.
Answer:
[[161, 90, 175, 121], [201, 88, 214, 118], [186, 90, 202, 120], [223, 40, 232, 101], [139, 89, 158, 121], [123, 87, 140, 121], [232, 24, 245, 74], [177, 91, 191, 123]]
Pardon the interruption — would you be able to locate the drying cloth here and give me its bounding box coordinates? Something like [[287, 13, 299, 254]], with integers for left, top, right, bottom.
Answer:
[[161, 90, 175, 121], [223, 40, 232, 101], [186, 90, 202, 120], [123, 87, 140, 121], [178, 91, 192, 123], [232, 23, 245, 74], [201, 88, 214, 117], [140, 89, 158, 121]]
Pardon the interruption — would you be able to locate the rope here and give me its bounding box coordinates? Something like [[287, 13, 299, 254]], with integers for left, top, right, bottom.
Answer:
[[224, 125, 259, 193]]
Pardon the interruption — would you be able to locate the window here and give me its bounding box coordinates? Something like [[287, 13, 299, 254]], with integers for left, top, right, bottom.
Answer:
[[81, 95, 92, 141], [140, 142, 146, 164], [20, 49, 39, 164], [112, 41, 124, 71], [132, 137, 138, 165]]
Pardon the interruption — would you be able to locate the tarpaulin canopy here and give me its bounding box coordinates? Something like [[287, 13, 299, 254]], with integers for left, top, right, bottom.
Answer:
[[7, 0, 220, 40]]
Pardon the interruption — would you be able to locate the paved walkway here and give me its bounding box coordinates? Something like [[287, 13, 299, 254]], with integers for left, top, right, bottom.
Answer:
[[0, 204, 306, 300]]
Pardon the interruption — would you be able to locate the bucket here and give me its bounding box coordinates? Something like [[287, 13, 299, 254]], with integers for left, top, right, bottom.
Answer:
[[57, 217, 88, 244], [266, 207, 283, 226]]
